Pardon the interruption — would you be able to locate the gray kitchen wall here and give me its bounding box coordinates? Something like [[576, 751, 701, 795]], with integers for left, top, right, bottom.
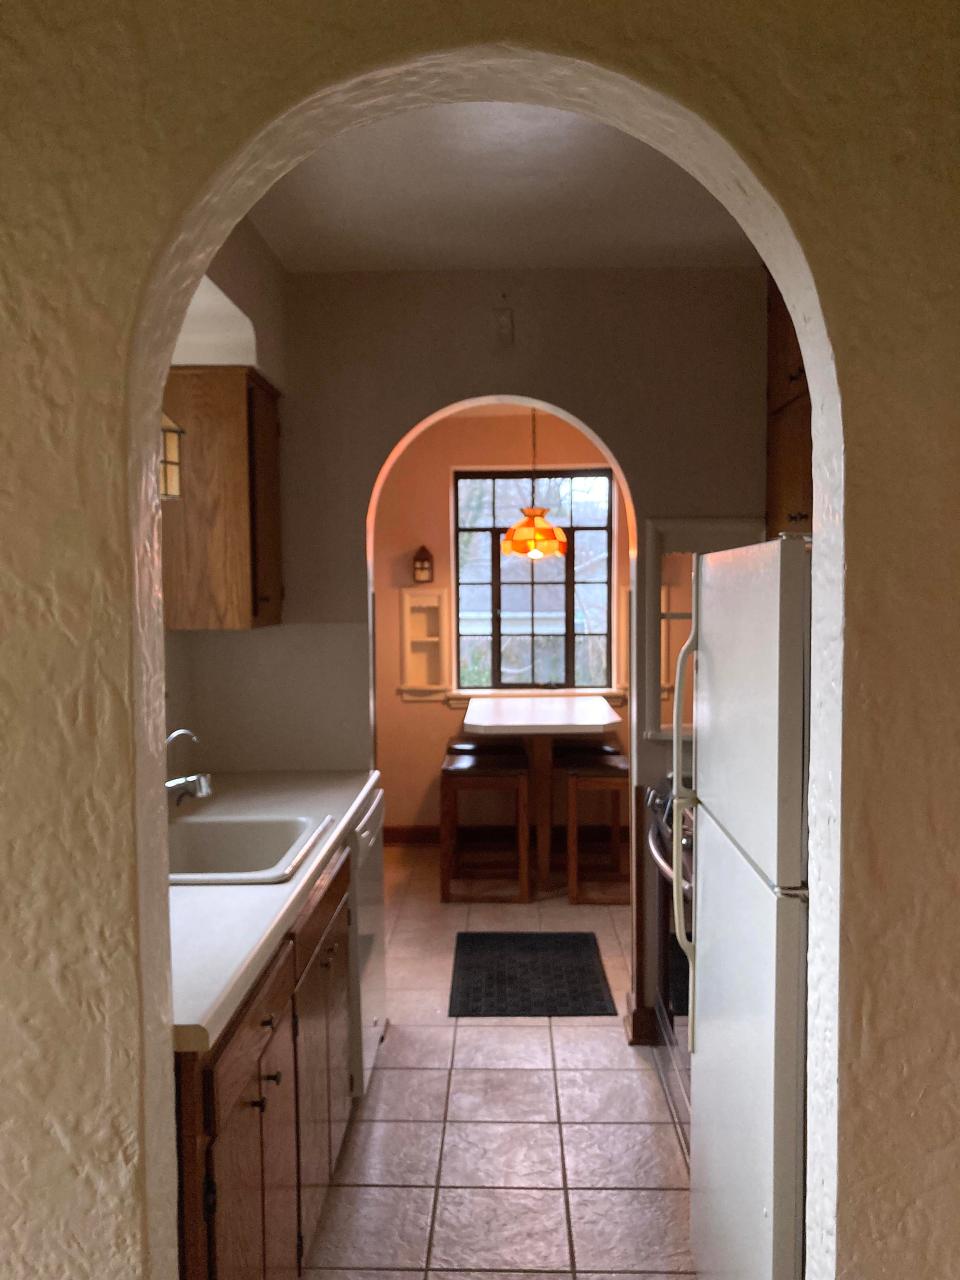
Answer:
[[165, 225, 766, 786]]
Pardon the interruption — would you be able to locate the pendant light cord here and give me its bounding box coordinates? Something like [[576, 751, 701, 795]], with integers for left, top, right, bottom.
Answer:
[[531, 406, 538, 476]]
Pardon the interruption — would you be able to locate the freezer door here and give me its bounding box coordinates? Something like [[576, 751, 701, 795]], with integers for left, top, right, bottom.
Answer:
[[695, 537, 809, 886], [690, 808, 806, 1280]]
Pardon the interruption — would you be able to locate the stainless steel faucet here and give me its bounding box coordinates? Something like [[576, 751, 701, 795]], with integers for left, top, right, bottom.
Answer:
[[165, 729, 213, 805]]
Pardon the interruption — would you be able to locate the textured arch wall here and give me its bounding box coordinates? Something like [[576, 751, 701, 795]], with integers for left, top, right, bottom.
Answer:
[[1, 6, 957, 1279]]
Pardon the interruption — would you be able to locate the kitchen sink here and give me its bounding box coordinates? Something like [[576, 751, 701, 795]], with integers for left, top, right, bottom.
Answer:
[[168, 814, 334, 885]]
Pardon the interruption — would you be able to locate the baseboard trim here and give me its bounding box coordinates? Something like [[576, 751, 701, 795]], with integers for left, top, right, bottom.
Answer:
[[624, 991, 660, 1045], [384, 825, 440, 845]]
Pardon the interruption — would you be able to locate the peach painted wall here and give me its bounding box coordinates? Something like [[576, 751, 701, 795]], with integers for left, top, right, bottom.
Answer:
[[373, 405, 631, 828]]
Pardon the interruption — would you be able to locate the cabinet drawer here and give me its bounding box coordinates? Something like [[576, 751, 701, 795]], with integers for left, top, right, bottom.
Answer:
[[291, 846, 351, 978], [210, 940, 296, 1134]]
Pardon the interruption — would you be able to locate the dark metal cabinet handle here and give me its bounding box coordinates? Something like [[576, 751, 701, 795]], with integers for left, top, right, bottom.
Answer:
[[251, 1097, 267, 1112], [264, 1071, 283, 1086], [260, 1015, 275, 1029]]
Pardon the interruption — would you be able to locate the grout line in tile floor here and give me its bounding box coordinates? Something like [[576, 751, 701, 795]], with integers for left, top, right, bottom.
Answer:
[[350, 1107, 678, 1123], [421, 1016, 457, 1275], [550, 1017, 579, 1278]]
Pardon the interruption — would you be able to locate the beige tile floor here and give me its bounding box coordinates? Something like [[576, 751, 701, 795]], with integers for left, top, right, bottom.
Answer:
[[305, 845, 694, 1277]]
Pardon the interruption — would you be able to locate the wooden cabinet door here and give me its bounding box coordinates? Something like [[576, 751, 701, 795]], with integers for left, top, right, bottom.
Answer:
[[325, 900, 353, 1170], [260, 1006, 300, 1280], [767, 279, 807, 413], [294, 937, 332, 1260], [208, 1069, 265, 1280], [247, 374, 284, 627], [766, 392, 813, 537], [162, 366, 253, 629]]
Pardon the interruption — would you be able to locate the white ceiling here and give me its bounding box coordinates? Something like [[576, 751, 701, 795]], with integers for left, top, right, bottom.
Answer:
[[250, 102, 757, 273]]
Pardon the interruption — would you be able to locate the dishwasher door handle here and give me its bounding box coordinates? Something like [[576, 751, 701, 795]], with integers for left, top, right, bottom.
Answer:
[[355, 788, 385, 843]]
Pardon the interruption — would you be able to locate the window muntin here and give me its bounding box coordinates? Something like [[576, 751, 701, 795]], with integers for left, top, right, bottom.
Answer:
[[454, 470, 613, 689]]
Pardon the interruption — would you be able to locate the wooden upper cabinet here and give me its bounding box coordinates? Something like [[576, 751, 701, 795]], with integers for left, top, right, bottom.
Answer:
[[766, 274, 813, 538], [767, 277, 807, 414], [766, 392, 813, 537], [162, 366, 283, 630]]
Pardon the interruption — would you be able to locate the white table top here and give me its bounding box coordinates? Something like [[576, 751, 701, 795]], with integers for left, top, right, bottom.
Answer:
[[463, 694, 621, 736]]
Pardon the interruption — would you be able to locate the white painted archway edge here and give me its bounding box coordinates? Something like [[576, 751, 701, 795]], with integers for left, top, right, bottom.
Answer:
[[365, 393, 640, 556], [130, 48, 842, 1276]]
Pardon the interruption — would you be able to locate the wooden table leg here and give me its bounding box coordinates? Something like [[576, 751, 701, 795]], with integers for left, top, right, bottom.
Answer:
[[526, 735, 553, 891]]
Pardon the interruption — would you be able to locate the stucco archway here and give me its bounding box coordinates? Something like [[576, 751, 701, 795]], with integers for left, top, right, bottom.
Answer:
[[129, 48, 842, 1275]]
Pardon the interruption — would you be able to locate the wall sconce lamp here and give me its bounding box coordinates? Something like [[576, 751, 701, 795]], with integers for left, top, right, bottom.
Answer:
[[413, 546, 434, 583], [160, 413, 185, 499]]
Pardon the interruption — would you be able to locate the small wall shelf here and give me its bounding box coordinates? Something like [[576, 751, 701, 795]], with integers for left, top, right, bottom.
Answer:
[[399, 586, 450, 701]]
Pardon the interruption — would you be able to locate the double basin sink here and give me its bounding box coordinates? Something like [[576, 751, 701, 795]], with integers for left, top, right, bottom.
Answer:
[[169, 813, 334, 885]]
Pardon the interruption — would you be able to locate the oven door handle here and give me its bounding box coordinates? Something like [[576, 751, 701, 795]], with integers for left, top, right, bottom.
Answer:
[[646, 817, 692, 895]]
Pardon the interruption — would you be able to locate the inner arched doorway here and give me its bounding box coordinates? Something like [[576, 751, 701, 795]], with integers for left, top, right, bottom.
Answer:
[[366, 394, 639, 892]]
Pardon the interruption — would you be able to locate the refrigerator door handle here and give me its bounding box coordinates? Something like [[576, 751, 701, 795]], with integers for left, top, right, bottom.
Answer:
[[671, 555, 699, 1051], [671, 555, 699, 800]]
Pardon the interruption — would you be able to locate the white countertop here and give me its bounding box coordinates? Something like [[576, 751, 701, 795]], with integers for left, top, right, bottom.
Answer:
[[463, 694, 621, 735], [169, 770, 379, 1053]]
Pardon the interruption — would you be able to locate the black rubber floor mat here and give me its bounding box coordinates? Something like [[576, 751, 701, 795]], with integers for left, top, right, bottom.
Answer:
[[449, 931, 616, 1017]]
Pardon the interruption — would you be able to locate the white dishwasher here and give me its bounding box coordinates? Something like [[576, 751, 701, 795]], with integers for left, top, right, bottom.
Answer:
[[349, 786, 386, 1094]]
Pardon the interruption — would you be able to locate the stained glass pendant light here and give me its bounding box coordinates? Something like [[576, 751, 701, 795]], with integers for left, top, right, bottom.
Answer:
[[501, 408, 567, 560]]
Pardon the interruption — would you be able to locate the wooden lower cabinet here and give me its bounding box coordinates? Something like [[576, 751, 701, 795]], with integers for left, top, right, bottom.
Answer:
[[175, 850, 353, 1279], [261, 1006, 300, 1280], [209, 1068, 268, 1280]]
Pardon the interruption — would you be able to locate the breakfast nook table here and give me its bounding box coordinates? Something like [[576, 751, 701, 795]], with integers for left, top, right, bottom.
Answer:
[[462, 694, 622, 892]]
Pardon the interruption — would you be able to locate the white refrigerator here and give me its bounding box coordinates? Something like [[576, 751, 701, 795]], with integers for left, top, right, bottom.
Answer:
[[672, 536, 809, 1280]]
